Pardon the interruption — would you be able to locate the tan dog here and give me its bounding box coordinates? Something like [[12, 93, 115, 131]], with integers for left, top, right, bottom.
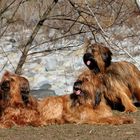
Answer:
[[82, 41, 140, 112], [0, 71, 37, 108], [0, 71, 39, 128], [36, 72, 134, 126]]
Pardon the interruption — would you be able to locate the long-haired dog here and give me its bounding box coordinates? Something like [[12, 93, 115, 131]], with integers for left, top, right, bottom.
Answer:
[[82, 40, 140, 112], [0, 71, 37, 108], [36, 73, 134, 126], [0, 71, 39, 128], [71, 71, 134, 124]]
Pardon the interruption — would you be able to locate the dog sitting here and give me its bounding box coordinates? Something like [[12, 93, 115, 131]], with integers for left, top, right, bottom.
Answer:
[[82, 40, 140, 112], [0, 71, 37, 108], [0, 71, 39, 128]]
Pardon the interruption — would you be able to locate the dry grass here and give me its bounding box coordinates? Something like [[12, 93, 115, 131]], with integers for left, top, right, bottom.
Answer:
[[0, 108, 140, 140]]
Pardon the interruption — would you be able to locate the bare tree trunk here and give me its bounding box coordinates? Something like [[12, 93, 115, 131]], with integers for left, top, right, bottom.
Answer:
[[15, 0, 57, 74]]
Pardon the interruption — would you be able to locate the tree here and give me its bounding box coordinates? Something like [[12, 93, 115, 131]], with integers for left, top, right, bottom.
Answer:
[[0, 0, 140, 74]]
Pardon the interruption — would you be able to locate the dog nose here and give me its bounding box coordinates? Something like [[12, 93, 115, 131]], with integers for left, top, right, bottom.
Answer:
[[73, 80, 82, 92], [73, 80, 83, 95], [73, 80, 82, 91]]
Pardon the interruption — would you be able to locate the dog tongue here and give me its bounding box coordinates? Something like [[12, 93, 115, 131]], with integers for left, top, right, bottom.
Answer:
[[86, 60, 91, 66], [75, 90, 81, 95]]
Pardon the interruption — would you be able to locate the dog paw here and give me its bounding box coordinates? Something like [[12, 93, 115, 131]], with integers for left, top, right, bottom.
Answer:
[[124, 106, 137, 113]]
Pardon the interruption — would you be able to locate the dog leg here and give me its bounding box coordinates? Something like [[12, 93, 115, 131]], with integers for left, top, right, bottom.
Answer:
[[76, 115, 134, 125], [96, 116, 135, 125], [120, 92, 137, 112]]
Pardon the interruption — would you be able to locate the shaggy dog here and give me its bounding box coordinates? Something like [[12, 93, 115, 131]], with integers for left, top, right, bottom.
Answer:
[[0, 71, 39, 128], [82, 40, 140, 112], [36, 73, 134, 126], [0, 71, 37, 108]]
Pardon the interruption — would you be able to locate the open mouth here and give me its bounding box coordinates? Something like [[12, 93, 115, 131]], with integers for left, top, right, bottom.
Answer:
[[73, 80, 83, 95], [83, 53, 96, 68], [83, 53, 100, 74], [86, 60, 91, 66], [83, 53, 93, 65], [74, 89, 81, 95]]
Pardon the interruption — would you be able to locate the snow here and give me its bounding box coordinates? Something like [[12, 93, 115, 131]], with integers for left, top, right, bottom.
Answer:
[[0, 28, 140, 96]]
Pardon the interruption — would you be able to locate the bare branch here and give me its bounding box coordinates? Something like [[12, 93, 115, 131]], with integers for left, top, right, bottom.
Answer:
[[15, 0, 58, 74], [85, 0, 140, 67]]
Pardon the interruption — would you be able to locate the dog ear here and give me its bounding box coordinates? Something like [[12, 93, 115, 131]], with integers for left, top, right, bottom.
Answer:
[[83, 53, 100, 74], [101, 48, 112, 67], [93, 89, 102, 107], [91, 59, 100, 74]]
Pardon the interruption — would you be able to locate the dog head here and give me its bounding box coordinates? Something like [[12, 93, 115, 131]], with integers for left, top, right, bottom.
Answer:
[[83, 43, 112, 73], [70, 80, 86, 106], [1, 71, 30, 106], [72, 71, 105, 108]]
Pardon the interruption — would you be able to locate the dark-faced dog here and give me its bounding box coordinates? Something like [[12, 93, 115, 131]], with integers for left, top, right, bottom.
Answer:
[[72, 71, 134, 124], [0, 71, 37, 108], [37, 74, 134, 126], [82, 41, 140, 112], [0, 71, 39, 128]]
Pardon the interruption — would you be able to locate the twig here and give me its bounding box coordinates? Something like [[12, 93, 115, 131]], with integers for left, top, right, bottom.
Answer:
[[0, 47, 15, 71], [0, 0, 17, 17], [85, 0, 107, 35], [67, 0, 98, 41], [0, 0, 23, 38], [29, 30, 93, 50], [0, 61, 8, 73], [85, 0, 140, 67], [15, 0, 58, 74]]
